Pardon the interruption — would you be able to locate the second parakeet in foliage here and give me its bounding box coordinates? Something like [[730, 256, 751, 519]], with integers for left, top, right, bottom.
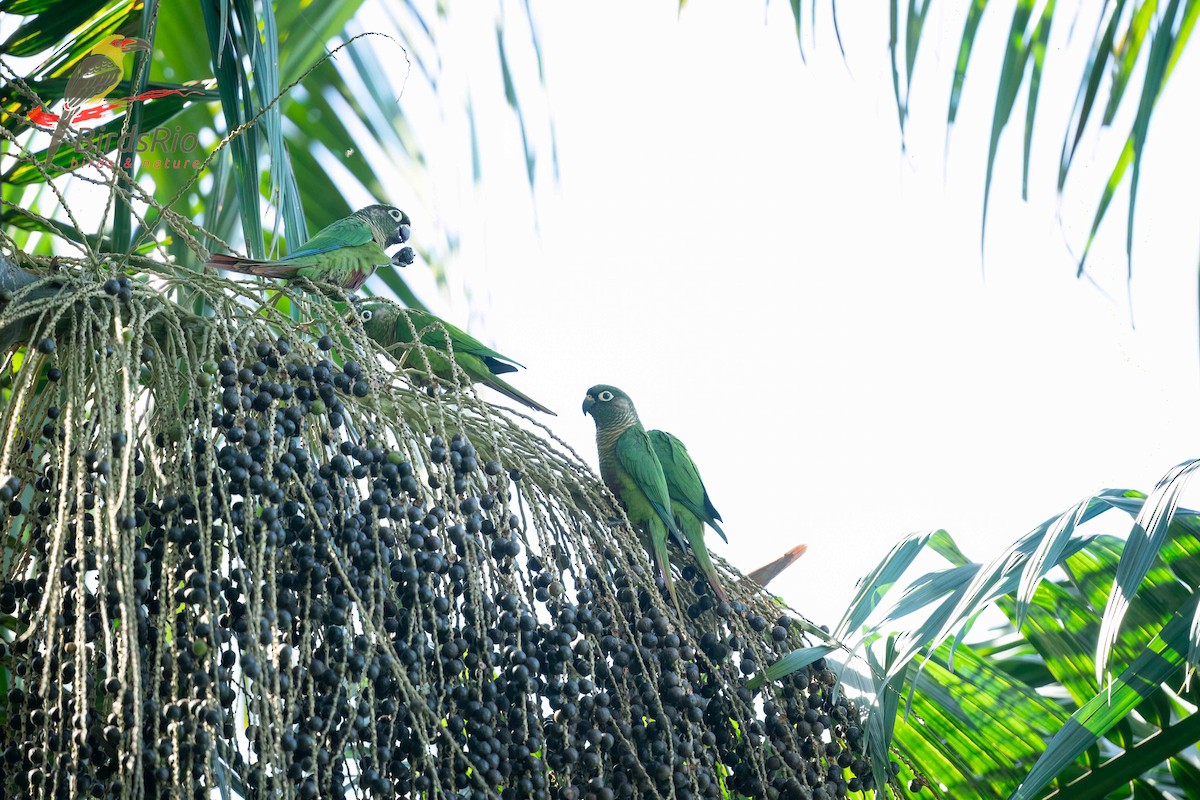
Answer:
[[648, 429, 730, 604], [206, 205, 413, 292], [583, 385, 686, 613], [358, 301, 555, 415]]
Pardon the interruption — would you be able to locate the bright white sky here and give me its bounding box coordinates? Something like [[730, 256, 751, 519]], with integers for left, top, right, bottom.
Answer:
[[403, 2, 1200, 626]]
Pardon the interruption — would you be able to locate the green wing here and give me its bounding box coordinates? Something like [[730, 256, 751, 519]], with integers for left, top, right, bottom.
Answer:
[[359, 303, 555, 415], [407, 310, 553, 414], [406, 309, 525, 372], [615, 428, 684, 545], [361, 305, 523, 374], [648, 429, 727, 543], [283, 215, 374, 260]]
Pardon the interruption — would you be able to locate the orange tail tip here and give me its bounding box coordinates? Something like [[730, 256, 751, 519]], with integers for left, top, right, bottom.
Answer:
[[747, 543, 808, 588]]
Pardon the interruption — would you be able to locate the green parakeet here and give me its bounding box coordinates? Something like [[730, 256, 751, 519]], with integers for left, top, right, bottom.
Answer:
[[648, 430, 730, 603], [358, 301, 555, 415], [583, 384, 685, 613], [205, 205, 412, 291]]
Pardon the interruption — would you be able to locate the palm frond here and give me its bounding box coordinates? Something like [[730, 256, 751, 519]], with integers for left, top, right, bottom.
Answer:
[[761, 461, 1200, 798], [764, 2, 1200, 302]]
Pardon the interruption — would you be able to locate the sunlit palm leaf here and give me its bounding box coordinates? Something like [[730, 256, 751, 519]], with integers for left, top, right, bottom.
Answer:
[[1004, 580, 1101, 707], [199, 0, 263, 258], [21, 0, 139, 81], [1118, 0, 1186, 277], [788, 0, 808, 62], [871, 1, 1200, 294], [243, 0, 308, 251], [869, 498, 1107, 686], [946, 0, 988, 130], [1059, 2, 1126, 192], [1096, 458, 1200, 685], [1020, 0, 1055, 198], [1102, 1, 1156, 126], [980, 1, 1036, 247], [275, 1, 366, 85], [756, 644, 838, 684], [834, 528, 940, 639], [1014, 495, 1090, 628], [904, 0, 933, 127], [1010, 596, 1200, 800], [763, 465, 1200, 798], [0, 0, 114, 57], [1169, 758, 1200, 799], [894, 642, 1071, 797]]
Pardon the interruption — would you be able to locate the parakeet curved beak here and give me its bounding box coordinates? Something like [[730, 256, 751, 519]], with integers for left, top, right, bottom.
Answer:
[[582, 394, 595, 416], [117, 38, 152, 52]]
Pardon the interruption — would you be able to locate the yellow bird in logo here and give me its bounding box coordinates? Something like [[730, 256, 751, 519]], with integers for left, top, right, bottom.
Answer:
[[44, 35, 151, 163]]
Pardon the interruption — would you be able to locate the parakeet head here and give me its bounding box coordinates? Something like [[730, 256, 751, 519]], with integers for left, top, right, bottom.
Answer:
[[354, 300, 395, 333], [356, 204, 412, 249], [582, 384, 639, 428]]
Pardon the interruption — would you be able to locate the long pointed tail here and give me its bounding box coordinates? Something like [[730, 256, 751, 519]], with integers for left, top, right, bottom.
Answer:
[[45, 106, 78, 164], [205, 253, 297, 278], [650, 520, 683, 619], [488, 374, 556, 416], [687, 533, 730, 604]]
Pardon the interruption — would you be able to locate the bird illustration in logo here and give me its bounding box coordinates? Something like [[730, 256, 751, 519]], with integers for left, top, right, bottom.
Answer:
[[44, 36, 151, 164]]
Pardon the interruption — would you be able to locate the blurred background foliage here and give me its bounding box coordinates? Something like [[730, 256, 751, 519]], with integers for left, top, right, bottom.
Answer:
[[1, 0, 555, 310]]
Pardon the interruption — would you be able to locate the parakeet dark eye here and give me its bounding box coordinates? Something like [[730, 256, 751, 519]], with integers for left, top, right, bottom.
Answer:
[[361, 309, 373, 322], [598, 391, 614, 402], [389, 209, 402, 219]]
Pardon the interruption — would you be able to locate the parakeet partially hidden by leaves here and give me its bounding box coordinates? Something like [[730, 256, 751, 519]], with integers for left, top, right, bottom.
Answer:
[[648, 429, 730, 604], [583, 385, 685, 614], [206, 205, 412, 292], [358, 301, 555, 415]]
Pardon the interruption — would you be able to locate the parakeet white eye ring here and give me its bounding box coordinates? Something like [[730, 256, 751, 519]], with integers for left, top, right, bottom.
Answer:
[[598, 391, 614, 402], [361, 310, 373, 322], [389, 209, 401, 219]]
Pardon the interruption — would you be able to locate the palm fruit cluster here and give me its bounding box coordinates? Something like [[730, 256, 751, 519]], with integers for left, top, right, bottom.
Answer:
[[0, 262, 885, 800]]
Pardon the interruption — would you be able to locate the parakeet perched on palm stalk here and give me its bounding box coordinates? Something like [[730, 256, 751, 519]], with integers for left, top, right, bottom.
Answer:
[[648, 429, 730, 604], [358, 301, 555, 415], [583, 385, 685, 614], [44, 36, 150, 163], [205, 205, 413, 292]]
